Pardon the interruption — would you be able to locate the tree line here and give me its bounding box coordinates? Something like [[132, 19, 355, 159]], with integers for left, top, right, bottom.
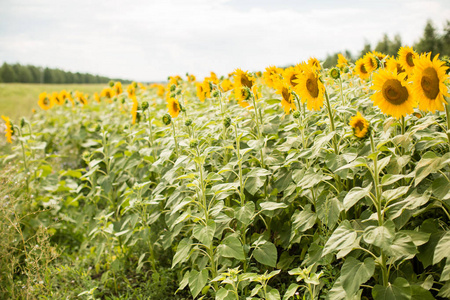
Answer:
[[323, 19, 450, 68], [0, 63, 132, 84]]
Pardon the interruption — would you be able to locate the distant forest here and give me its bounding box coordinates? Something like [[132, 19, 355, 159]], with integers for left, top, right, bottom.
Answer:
[[323, 19, 450, 68], [0, 63, 132, 84]]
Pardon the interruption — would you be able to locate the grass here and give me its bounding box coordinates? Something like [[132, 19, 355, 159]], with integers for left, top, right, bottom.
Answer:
[[0, 83, 106, 121]]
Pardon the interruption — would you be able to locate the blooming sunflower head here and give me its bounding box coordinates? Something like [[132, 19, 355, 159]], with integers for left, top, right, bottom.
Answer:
[[167, 97, 181, 118], [372, 51, 387, 67], [354, 58, 370, 80], [236, 86, 252, 109], [51, 91, 64, 105], [308, 57, 321, 71], [1, 115, 14, 143], [411, 53, 449, 113], [386, 57, 406, 75], [220, 78, 233, 92], [398, 46, 418, 75], [234, 68, 255, 89], [283, 67, 300, 88], [76, 91, 88, 105], [337, 54, 349, 69], [349, 112, 370, 138], [114, 82, 123, 95], [274, 80, 296, 114], [263, 66, 281, 88], [363, 53, 379, 73], [370, 69, 417, 119], [38, 92, 54, 110], [196, 82, 206, 102], [131, 96, 139, 124], [293, 66, 325, 111]]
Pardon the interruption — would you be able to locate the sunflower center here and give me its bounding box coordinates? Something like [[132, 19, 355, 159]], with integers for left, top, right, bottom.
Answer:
[[359, 64, 367, 74], [290, 74, 298, 87], [281, 87, 291, 103], [172, 101, 179, 112], [420, 67, 439, 100], [306, 75, 319, 98], [382, 79, 409, 105], [354, 120, 365, 132], [241, 74, 253, 88], [44, 98, 49, 105], [406, 52, 415, 67]]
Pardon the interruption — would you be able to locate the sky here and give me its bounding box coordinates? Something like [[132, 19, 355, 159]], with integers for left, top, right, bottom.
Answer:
[[0, 0, 449, 82]]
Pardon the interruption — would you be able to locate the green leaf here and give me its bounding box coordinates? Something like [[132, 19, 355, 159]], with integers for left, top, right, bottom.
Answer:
[[291, 204, 316, 232], [245, 176, 265, 195], [363, 220, 396, 250], [218, 236, 245, 261], [343, 183, 372, 211], [438, 281, 450, 298], [266, 288, 281, 300], [434, 231, 450, 264], [260, 201, 288, 211], [441, 258, 450, 281], [246, 167, 272, 177], [322, 220, 357, 256], [215, 287, 235, 300], [415, 152, 450, 186], [386, 232, 418, 261], [234, 202, 255, 227], [193, 220, 216, 246], [372, 277, 412, 300], [283, 283, 299, 300], [388, 190, 430, 220], [253, 242, 277, 267], [410, 285, 434, 300], [382, 186, 410, 204], [189, 269, 208, 299], [336, 257, 375, 298], [172, 238, 192, 268]]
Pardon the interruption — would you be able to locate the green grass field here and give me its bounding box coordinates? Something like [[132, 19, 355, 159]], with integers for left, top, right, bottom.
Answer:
[[0, 83, 106, 120]]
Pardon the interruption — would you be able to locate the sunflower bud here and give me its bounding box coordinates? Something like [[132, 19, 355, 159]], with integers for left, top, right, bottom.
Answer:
[[121, 98, 125, 104], [142, 101, 149, 110], [293, 111, 301, 119], [95, 124, 101, 132], [170, 84, 176, 92], [342, 66, 349, 73], [124, 125, 129, 130], [162, 113, 172, 125], [109, 80, 114, 87], [329, 68, 340, 79], [241, 87, 251, 100], [185, 119, 192, 126], [170, 93, 176, 98], [20, 118, 26, 128], [223, 116, 231, 128], [82, 151, 90, 161], [212, 90, 220, 98], [132, 81, 137, 88], [179, 103, 186, 112], [189, 138, 198, 148]]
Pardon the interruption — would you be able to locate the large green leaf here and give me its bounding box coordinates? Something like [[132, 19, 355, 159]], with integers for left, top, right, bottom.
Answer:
[[363, 220, 396, 250], [322, 220, 357, 256], [189, 269, 209, 299], [193, 219, 216, 246], [291, 204, 316, 232], [372, 278, 411, 300], [217, 236, 245, 261], [434, 231, 450, 264], [340, 257, 375, 296], [172, 238, 192, 268], [253, 241, 278, 267], [414, 152, 450, 186], [234, 201, 255, 227], [343, 183, 372, 211]]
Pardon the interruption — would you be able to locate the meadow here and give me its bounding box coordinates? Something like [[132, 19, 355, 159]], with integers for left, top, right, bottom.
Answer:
[[1, 48, 450, 300]]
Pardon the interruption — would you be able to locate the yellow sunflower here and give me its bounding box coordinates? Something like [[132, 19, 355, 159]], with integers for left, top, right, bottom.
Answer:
[[283, 67, 300, 88], [411, 53, 449, 113], [398, 46, 418, 75], [101, 87, 115, 99], [363, 53, 378, 73], [59, 90, 72, 104], [354, 58, 370, 80], [386, 57, 405, 75], [372, 51, 387, 67], [220, 79, 233, 92], [371, 69, 417, 119], [187, 74, 196, 82], [131, 96, 139, 124], [167, 97, 181, 118], [294, 66, 325, 111], [196, 82, 206, 102], [263, 66, 281, 88], [349, 112, 370, 138], [275, 80, 296, 114], [337, 54, 349, 69], [51, 91, 64, 105], [308, 57, 321, 71], [206, 72, 219, 84], [94, 92, 101, 103], [76, 91, 88, 105], [1, 115, 13, 143], [202, 80, 212, 98], [127, 84, 136, 98], [38, 92, 54, 110], [114, 82, 123, 95], [234, 68, 255, 89]]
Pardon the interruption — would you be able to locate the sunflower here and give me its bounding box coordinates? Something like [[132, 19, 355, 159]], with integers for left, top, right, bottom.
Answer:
[[167, 97, 181, 118], [234, 69, 255, 89], [131, 96, 139, 124], [236, 86, 251, 109], [1, 115, 13, 143], [187, 74, 196, 82], [274, 80, 296, 114], [220, 79, 233, 92], [283, 67, 300, 88], [202, 80, 212, 98], [51, 91, 64, 105], [372, 51, 387, 67], [386, 57, 405, 75], [206, 72, 219, 84], [101, 87, 115, 99], [114, 82, 123, 95], [371, 69, 416, 119], [263, 66, 281, 88], [308, 57, 321, 71], [349, 112, 370, 138], [398, 46, 418, 74], [363, 53, 378, 73], [94, 92, 101, 103], [196, 82, 206, 102], [411, 53, 449, 113], [38, 92, 54, 110], [127, 84, 136, 98], [294, 66, 325, 111], [354, 58, 370, 80], [59, 90, 72, 104], [76, 91, 88, 105], [337, 54, 349, 69]]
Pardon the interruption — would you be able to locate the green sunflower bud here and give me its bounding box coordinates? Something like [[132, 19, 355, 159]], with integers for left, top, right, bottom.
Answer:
[[20, 118, 26, 128], [212, 90, 220, 98], [142, 101, 149, 110], [82, 151, 90, 161], [293, 111, 301, 119], [170, 84, 176, 92], [189, 138, 198, 148], [223, 116, 231, 128], [176, 89, 182, 95], [329, 68, 340, 80], [185, 119, 192, 126], [170, 93, 176, 98], [162, 113, 172, 125], [108, 80, 114, 87]]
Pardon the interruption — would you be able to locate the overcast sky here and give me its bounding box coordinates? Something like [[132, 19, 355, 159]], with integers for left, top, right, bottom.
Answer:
[[0, 0, 449, 82]]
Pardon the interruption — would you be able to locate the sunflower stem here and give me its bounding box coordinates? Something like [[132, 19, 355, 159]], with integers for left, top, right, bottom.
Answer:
[[445, 97, 450, 144], [234, 123, 245, 207], [171, 120, 179, 157], [339, 78, 345, 106], [146, 108, 156, 158], [16, 125, 30, 195], [324, 89, 339, 154]]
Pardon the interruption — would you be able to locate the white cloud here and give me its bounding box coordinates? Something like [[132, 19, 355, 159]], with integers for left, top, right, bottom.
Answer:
[[0, 0, 449, 81]]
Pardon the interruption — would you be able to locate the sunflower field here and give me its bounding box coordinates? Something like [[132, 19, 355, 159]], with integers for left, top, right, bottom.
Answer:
[[1, 47, 450, 300]]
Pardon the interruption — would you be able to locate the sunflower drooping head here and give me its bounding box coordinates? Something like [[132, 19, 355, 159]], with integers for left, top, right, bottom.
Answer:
[[196, 82, 206, 102], [371, 69, 417, 119], [283, 67, 300, 88], [274, 80, 296, 114], [1, 115, 14, 143], [411, 53, 449, 113], [349, 112, 370, 138], [167, 97, 181, 118], [294, 65, 325, 111]]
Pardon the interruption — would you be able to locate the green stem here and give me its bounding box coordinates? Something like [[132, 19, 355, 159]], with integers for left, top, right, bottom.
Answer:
[[171, 120, 179, 157], [234, 124, 245, 206], [445, 98, 450, 144], [16, 126, 30, 194], [146, 108, 156, 158], [339, 78, 345, 106], [324, 89, 339, 154]]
